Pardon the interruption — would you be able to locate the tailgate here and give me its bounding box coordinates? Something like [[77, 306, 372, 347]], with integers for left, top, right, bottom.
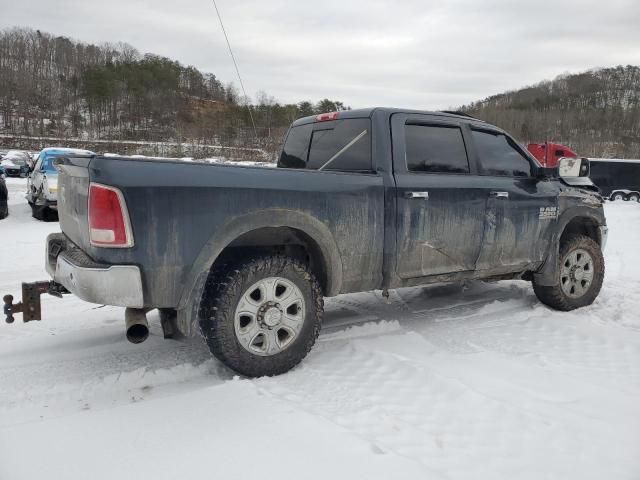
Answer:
[[55, 155, 93, 251]]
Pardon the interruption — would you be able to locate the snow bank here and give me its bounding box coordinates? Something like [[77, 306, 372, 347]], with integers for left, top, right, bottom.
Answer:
[[1, 180, 639, 480]]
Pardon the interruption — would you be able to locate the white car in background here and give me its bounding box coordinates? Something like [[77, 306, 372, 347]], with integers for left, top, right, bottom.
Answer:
[[1, 150, 32, 177], [27, 147, 94, 220]]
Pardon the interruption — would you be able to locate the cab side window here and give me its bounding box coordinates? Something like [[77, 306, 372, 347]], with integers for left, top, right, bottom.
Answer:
[[405, 124, 470, 174], [471, 130, 532, 177]]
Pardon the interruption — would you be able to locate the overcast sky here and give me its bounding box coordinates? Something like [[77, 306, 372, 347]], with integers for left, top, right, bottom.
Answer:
[[3, 0, 640, 109]]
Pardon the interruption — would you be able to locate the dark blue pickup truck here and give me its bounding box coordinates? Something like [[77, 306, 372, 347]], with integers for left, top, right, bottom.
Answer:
[[4, 108, 608, 377]]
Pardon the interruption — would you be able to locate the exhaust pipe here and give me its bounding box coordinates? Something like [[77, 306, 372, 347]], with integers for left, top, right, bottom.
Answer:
[[125, 308, 149, 344]]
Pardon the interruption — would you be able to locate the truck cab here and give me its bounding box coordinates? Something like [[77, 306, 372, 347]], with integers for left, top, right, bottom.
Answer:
[[527, 142, 578, 168]]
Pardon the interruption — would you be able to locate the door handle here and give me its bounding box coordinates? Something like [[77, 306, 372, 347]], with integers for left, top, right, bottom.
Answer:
[[490, 191, 509, 199], [405, 191, 429, 199]]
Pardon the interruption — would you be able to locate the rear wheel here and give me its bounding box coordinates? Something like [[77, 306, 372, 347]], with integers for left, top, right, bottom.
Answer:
[[199, 254, 323, 377], [533, 235, 604, 311], [612, 192, 624, 201], [0, 200, 7, 220], [628, 193, 640, 202]]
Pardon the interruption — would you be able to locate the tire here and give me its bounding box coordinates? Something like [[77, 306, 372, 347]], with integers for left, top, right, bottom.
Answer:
[[0, 201, 7, 220], [612, 193, 624, 201], [31, 203, 58, 221], [31, 202, 46, 220], [533, 235, 605, 311], [628, 193, 640, 202], [199, 254, 323, 377]]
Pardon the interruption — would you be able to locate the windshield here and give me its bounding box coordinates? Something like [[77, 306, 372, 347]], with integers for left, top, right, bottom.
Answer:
[[41, 155, 59, 172]]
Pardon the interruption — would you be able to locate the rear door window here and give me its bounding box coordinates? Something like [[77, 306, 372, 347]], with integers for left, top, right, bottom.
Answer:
[[405, 124, 469, 174], [471, 130, 532, 177], [279, 119, 372, 173]]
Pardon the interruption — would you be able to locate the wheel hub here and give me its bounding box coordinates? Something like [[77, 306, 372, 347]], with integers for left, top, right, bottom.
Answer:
[[560, 248, 595, 299], [571, 266, 585, 282], [261, 305, 282, 328], [234, 277, 307, 357]]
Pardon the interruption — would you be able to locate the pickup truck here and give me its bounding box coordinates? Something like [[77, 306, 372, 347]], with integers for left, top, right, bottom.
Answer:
[[3, 108, 608, 377], [26, 147, 96, 221]]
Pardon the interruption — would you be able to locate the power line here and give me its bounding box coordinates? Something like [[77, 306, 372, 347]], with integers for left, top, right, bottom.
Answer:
[[210, 0, 258, 141]]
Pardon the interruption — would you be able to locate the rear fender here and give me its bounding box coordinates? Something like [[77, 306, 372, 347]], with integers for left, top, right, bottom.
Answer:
[[176, 208, 343, 336]]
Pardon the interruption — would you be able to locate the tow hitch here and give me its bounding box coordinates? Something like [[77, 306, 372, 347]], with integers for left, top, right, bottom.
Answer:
[[3, 281, 69, 323]]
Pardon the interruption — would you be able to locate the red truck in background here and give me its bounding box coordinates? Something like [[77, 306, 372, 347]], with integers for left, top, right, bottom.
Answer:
[[527, 142, 577, 167]]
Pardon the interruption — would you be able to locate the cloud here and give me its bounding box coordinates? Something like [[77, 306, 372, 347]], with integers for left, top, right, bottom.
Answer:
[[2, 0, 640, 109]]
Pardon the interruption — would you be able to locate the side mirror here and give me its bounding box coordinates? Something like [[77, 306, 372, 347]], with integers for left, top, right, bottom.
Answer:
[[558, 157, 590, 178]]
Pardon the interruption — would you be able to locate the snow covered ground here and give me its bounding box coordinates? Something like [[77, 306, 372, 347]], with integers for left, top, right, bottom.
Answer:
[[1, 176, 639, 480]]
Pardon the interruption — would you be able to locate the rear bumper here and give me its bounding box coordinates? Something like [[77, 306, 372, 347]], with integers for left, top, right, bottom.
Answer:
[[45, 233, 144, 308]]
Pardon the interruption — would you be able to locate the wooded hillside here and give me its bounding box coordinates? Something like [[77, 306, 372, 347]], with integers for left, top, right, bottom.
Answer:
[[0, 27, 347, 158], [463, 66, 640, 158]]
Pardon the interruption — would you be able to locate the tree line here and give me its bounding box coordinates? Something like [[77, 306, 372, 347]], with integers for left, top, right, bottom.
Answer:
[[0, 27, 348, 159], [463, 65, 640, 158]]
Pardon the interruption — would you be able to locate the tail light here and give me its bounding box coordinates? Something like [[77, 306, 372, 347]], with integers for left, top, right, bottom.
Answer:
[[88, 183, 134, 248]]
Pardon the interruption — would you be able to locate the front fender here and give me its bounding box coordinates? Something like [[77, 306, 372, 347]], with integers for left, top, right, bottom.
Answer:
[[533, 202, 605, 286], [176, 207, 344, 336]]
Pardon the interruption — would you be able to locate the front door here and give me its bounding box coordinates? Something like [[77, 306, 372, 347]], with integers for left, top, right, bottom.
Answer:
[[391, 114, 487, 279], [469, 128, 559, 272]]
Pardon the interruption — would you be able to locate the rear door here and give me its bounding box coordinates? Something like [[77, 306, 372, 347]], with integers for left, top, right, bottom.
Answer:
[[391, 114, 487, 278], [469, 127, 558, 272]]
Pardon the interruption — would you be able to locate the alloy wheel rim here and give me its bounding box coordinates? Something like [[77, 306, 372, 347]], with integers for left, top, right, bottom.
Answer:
[[234, 277, 305, 356], [560, 248, 595, 298]]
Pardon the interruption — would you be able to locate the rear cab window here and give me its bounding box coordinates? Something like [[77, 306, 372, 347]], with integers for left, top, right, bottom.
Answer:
[[279, 118, 372, 173]]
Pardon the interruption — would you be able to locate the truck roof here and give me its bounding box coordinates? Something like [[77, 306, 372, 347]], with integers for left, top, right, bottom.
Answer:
[[291, 107, 486, 127], [40, 147, 95, 157]]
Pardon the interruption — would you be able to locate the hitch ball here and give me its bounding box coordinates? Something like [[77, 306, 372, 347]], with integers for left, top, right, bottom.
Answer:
[[3, 295, 15, 324]]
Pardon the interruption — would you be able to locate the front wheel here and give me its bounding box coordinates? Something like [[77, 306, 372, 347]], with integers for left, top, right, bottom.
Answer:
[[533, 235, 605, 311], [199, 255, 323, 377], [627, 193, 640, 202], [612, 193, 624, 201]]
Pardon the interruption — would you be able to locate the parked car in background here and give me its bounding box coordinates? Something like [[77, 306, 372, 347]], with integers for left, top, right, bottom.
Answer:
[[27, 147, 95, 221], [0, 175, 8, 220], [1, 150, 32, 177]]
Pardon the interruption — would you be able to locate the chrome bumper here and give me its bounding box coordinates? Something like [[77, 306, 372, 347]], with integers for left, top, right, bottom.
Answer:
[[46, 236, 144, 308], [599, 225, 608, 251]]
